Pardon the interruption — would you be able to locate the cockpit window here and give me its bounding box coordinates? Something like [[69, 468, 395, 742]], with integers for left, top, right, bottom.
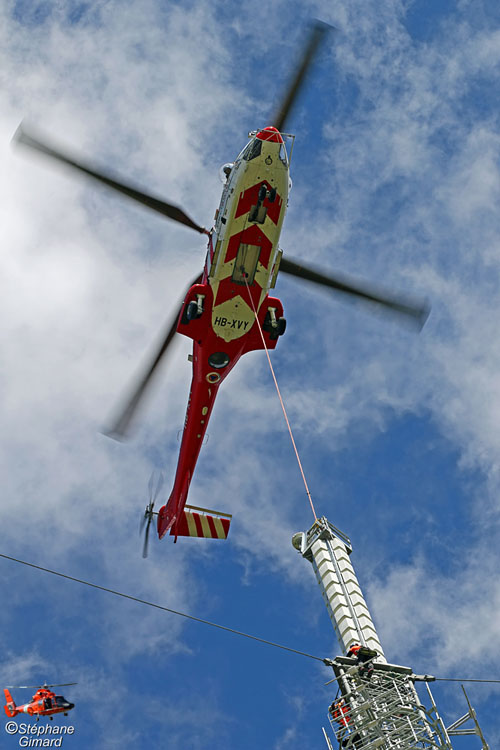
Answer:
[[55, 696, 67, 706], [241, 138, 262, 161], [279, 142, 288, 165]]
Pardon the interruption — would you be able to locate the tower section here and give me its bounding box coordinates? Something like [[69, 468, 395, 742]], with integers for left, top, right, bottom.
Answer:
[[292, 518, 384, 658], [293, 516, 489, 749]]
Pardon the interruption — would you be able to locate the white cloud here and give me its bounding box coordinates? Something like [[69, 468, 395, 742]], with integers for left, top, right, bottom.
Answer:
[[368, 547, 500, 673]]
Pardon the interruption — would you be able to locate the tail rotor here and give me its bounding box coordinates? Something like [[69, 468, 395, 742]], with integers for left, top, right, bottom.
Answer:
[[141, 471, 164, 558]]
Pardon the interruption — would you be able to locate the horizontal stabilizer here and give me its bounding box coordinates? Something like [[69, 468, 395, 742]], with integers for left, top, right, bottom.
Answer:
[[173, 505, 231, 539]]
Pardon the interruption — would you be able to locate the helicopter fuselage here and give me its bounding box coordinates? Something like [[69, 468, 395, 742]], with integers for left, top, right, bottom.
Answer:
[[157, 126, 290, 541], [4, 687, 74, 719]]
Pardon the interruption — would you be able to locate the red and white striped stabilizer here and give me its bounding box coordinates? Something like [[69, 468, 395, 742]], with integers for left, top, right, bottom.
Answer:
[[173, 505, 231, 539]]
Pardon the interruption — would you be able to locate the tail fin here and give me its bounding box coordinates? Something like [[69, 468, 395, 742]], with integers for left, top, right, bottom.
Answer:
[[157, 502, 176, 540], [174, 505, 231, 539], [158, 475, 191, 541], [4, 689, 17, 717]]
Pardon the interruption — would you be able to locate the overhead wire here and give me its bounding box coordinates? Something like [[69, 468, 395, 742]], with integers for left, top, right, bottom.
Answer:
[[2, 553, 499, 686], [434, 678, 500, 684], [0, 552, 324, 663], [1, 263, 495, 691]]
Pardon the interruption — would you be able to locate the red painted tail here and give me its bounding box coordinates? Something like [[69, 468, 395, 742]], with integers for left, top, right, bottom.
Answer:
[[158, 474, 191, 540], [4, 689, 17, 717], [157, 500, 176, 540]]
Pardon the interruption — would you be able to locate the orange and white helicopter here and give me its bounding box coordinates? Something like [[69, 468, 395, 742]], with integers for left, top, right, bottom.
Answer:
[[4, 683, 76, 721], [14, 23, 428, 553]]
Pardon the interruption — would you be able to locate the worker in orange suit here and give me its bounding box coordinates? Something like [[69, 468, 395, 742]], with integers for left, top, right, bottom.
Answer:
[[330, 697, 350, 745], [330, 697, 350, 727], [347, 643, 378, 680], [329, 698, 362, 748]]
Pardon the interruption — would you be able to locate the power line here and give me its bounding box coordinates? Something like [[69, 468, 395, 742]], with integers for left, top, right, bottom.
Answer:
[[434, 678, 500, 684], [3, 552, 500, 687], [0, 552, 324, 663]]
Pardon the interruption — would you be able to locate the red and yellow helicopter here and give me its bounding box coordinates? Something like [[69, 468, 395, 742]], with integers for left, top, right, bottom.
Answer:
[[14, 23, 428, 553], [4, 683, 75, 721]]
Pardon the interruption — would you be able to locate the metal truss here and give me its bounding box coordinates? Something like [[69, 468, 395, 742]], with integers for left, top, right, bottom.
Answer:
[[326, 659, 453, 749]]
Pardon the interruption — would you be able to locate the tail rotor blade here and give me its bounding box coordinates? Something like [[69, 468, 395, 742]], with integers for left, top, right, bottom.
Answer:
[[140, 508, 148, 535], [140, 503, 154, 558], [141, 470, 164, 556], [146, 470, 165, 508], [148, 472, 156, 504], [152, 472, 165, 504], [142, 516, 152, 559], [13, 123, 208, 235], [279, 256, 430, 329]]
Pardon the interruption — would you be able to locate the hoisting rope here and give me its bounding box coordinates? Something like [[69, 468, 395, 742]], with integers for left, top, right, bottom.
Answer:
[[243, 274, 317, 521], [0, 552, 325, 664]]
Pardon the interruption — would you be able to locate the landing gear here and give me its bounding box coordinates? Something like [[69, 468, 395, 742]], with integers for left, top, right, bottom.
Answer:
[[270, 317, 286, 340], [183, 294, 205, 324], [263, 309, 286, 340], [186, 301, 199, 321], [249, 184, 277, 223], [258, 184, 276, 203]]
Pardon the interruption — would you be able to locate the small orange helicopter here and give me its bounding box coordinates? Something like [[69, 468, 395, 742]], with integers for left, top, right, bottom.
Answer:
[[13, 23, 429, 553], [4, 683, 76, 721]]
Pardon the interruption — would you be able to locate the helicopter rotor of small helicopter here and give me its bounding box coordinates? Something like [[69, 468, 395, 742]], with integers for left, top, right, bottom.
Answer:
[[13, 21, 429, 549]]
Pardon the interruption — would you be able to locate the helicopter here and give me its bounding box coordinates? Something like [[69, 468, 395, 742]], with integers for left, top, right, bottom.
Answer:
[[3, 683, 76, 721], [13, 23, 429, 553]]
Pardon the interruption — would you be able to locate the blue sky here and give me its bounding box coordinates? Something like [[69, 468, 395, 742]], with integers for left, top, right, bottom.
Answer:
[[1, 0, 500, 747]]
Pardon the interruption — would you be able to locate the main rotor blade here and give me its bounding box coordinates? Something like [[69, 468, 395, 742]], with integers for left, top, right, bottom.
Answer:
[[271, 21, 332, 134], [5, 684, 45, 689], [41, 683, 78, 688], [6, 683, 77, 689], [104, 274, 202, 439], [279, 257, 430, 329], [13, 124, 208, 235]]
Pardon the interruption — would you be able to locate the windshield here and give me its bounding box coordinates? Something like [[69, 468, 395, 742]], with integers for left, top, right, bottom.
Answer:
[[279, 141, 288, 166], [238, 138, 262, 162]]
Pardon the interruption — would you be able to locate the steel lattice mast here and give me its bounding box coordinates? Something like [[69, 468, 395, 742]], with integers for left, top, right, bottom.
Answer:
[[292, 516, 489, 749]]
